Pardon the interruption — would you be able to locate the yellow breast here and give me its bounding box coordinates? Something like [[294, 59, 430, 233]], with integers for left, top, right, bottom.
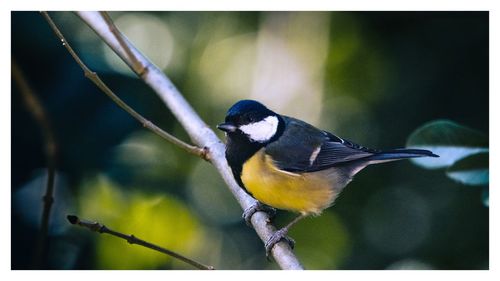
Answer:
[[241, 149, 337, 215]]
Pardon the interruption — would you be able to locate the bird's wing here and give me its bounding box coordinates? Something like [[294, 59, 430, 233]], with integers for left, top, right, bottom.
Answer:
[[265, 117, 378, 172]]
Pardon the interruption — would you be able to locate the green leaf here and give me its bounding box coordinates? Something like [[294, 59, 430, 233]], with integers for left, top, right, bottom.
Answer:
[[406, 120, 488, 169], [446, 152, 489, 186]]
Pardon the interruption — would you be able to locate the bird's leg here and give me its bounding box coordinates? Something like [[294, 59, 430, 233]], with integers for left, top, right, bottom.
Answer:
[[242, 201, 277, 226], [265, 214, 307, 259]]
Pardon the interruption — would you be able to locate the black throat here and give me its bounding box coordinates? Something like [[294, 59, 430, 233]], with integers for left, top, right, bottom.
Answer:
[[224, 115, 285, 194]]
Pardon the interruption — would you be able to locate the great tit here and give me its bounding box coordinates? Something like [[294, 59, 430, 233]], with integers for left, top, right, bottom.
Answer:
[[217, 99, 437, 257]]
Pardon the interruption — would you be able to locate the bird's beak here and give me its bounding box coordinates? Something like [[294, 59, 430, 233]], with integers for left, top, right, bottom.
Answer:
[[217, 122, 237, 133]]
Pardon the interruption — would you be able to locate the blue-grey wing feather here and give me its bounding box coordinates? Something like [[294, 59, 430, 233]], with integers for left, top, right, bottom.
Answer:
[[265, 116, 376, 172]]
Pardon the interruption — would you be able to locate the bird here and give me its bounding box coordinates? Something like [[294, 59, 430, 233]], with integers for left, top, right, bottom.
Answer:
[[217, 99, 438, 257]]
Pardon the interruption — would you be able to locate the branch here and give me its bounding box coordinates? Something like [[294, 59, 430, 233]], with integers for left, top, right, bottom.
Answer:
[[99, 11, 146, 77], [44, 11, 304, 269], [40, 12, 209, 161], [66, 215, 214, 270], [75, 11, 304, 270], [12, 59, 57, 269]]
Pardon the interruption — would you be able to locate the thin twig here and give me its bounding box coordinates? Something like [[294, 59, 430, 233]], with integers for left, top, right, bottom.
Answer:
[[66, 215, 214, 270], [12, 59, 58, 269], [40, 11, 209, 161]]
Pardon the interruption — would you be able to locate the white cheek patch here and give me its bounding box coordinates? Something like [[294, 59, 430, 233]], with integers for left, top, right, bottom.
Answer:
[[239, 116, 279, 143]]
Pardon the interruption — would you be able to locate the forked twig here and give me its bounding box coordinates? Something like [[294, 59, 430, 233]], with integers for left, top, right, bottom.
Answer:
[[40, 11, 209, 161], [99, 11, 146, 77]]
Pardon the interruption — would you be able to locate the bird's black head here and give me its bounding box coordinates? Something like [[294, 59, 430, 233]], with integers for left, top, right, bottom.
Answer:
[[217, 100, 284, 144]]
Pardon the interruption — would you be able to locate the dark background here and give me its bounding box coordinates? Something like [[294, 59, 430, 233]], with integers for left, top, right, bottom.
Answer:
[[12, 11, 488, 269]]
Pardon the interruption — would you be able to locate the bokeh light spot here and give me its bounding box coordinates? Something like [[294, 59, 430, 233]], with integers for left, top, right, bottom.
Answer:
[[289, 211, 351, 269], [187, 161, 242, 225], [362, 186, 431, 256], [102, 13, 174, 76]]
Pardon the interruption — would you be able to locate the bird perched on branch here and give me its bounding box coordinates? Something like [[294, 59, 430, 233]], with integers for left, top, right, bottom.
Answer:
[[217, 99, 438, 257]]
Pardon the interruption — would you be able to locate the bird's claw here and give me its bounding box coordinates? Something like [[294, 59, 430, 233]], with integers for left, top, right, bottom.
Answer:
[[264, 228, 295, 260], [242, 202, 276, 227]]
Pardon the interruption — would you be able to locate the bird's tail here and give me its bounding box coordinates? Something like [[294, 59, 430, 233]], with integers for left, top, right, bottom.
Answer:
[[366, 148, 438, 163]]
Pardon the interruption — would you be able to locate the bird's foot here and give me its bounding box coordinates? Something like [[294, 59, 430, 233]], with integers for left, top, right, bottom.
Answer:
[[265, 228, 295, 259], [242, 201, 276, 227]]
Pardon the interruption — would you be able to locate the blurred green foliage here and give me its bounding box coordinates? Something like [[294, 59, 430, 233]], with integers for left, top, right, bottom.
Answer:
[[447, 152, 488, 186], [12, 11, 488, 270], [78, 175, 204, 269], [407, 120, 489, 205], [289, 212, 350, 269], [407, 120, 488, 169]]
